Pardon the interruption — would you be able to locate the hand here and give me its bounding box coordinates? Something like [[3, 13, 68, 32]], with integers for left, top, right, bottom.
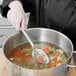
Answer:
[[7, 1, 26, 30]]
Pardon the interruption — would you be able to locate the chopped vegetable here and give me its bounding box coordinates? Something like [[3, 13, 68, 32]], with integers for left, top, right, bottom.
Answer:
[[40, 65, 44, 69], [56, 61, 62, 66], [56, 49, 63, 54], [24, 49, 32, 53], [10, 58, 14, 61], [44, 48, 49, 54], [51, 63, 56, 67], [48, 47, 55, 53], [53, 50, 60, 56], [57, 56, 62, 61], [53, 57, 57, 62], [63, 55, 68, 62], [15, 50, 22, 58], [40, 45, 48, 49], [38, 56, 44, 62]]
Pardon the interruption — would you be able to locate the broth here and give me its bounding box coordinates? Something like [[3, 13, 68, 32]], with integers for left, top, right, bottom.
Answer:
[[8, 42, 68, 69]]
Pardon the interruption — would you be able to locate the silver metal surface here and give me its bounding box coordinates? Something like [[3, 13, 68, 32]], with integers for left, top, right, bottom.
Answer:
[[3, 28, 74, 76], [0, 32, 8, 48], [0, 32, 7, 38], [0, 26, 16, 48], [21, 28, 35, 48]]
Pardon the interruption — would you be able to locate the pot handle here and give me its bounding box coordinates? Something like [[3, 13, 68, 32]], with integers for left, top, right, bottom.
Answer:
[[0, 32, 7, 52], [67, 51, 76, 68], [0, 32, 8, 39]]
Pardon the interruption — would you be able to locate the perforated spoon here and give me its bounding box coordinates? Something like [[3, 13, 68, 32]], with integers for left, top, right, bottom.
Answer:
[[21, 29, 49, 64]]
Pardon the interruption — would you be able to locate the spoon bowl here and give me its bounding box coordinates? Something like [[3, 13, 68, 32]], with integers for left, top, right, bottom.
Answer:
[[32, 47, 49, 64], [21, 29, 49, 64]]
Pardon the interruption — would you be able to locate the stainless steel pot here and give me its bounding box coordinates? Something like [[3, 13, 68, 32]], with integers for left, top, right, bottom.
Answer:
[[2, 28, 76, 76]]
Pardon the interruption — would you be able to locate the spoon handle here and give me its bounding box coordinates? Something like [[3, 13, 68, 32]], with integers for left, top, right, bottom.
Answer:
[[21, 28, 35, 48]]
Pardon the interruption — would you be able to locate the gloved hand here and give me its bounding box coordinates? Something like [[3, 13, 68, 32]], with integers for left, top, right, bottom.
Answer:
[[7, 1, 26, 30]]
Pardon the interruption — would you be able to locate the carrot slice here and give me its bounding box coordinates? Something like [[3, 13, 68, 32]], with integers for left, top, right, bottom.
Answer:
[[51, 63, 56, 67], [53, 50, 60, 56], [29, 54, 32, 57], [38, 56, 44, 62], [44, 49, 49, 54], [15, 50, 22, 58], [41, 46, 48, 49], [53, 57, 57, 62], [56, 61, 62, 65], [38, 56, 43, 60], [40, 45, 50, 50], [40, 45, 50, 54]]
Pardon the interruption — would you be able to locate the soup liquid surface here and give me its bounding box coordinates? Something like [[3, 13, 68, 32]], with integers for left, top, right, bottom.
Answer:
[[8, 42, 68, 69]]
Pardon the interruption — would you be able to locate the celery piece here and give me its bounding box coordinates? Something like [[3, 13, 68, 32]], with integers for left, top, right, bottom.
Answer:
[[56, 49, 63, 54], [57, 56, 62, 61], [48, 47, 55, 53], [63, 56, 68, 62], [40, 65, 44, 69], [24, 49, 32, 53]]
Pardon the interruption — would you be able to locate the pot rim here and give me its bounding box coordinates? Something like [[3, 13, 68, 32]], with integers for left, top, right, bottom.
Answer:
[[2, 28, 74, 70]]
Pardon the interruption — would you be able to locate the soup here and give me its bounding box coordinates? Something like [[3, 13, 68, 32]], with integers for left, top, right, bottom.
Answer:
[[8, 42, 68, 69]]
